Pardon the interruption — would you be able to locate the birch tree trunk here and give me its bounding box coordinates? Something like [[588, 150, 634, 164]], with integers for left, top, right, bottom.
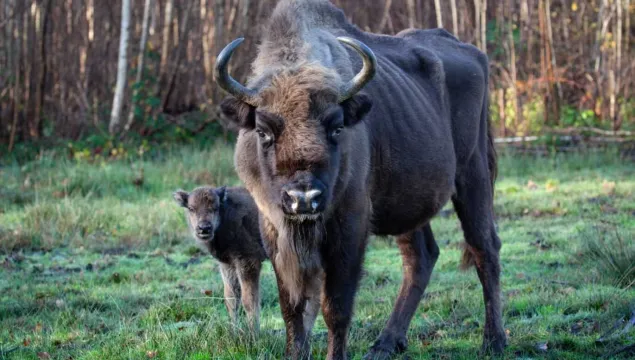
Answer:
[[377, 0, 392, 33], [473, 0, 481, 48], [160, 0, 174, 79], [406, 0, 415, 28], [109, 0, 131, 134], [125, 0, 154, 132], [450, 0, 458, 36], [201, 0, 212, 95], [433, 0, 443, 28]]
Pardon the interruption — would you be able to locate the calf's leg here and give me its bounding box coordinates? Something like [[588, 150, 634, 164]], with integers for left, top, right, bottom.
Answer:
[[219, 263, 241, 325], [364, 224, 439, 360]]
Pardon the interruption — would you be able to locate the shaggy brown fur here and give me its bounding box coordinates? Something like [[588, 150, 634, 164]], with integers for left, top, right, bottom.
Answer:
[[173, 186, 267, 332]]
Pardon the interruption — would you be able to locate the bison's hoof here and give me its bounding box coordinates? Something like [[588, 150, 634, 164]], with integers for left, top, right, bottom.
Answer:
[[363, 333, 407, 360]]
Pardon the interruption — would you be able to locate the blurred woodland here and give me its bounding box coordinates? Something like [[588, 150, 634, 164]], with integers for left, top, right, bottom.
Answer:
[[0, 0, 633, 151]]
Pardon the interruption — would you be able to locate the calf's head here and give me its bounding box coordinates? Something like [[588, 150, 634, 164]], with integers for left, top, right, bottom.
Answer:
[[216, 37, 375, 222], [173, 186, 226, 243]]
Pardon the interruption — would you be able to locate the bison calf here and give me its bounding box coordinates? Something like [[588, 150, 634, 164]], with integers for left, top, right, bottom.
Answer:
[[173, 186, 266, 332]]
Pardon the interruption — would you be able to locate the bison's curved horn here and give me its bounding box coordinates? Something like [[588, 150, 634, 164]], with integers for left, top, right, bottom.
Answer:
[[214, 38, 258, 105], [337, 37, 377, 102]]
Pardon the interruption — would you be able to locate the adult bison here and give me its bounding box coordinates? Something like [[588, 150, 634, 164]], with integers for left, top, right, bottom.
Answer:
[[215, 0, 505, 358]]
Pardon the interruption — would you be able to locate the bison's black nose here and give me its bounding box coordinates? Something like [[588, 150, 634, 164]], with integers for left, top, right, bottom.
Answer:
[[197, 224, 213, 235], [282, 188, 324, 215]]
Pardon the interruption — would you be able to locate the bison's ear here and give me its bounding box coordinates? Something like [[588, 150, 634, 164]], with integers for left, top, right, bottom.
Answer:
[[341, 93, 372, 126], [219, 96, 255, 129], [173, 190, 189, 208]]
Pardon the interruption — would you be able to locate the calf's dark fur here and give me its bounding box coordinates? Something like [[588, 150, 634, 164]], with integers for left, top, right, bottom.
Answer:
[[173, 186, 267, 332]]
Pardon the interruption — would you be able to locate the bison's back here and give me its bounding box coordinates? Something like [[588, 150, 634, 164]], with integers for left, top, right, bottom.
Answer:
[[345, 28, 487, 234]]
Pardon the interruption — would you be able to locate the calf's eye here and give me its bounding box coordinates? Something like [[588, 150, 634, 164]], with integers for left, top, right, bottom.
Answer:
[[255, 129, 273, 145]]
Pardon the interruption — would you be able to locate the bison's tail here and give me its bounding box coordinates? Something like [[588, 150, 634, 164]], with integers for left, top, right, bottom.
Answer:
[[460, 85, 497, 271]]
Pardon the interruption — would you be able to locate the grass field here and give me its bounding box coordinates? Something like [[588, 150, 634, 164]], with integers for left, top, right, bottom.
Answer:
[[1, 144, 634, 359]]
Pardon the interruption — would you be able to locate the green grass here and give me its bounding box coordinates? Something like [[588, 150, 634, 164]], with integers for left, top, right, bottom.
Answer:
[[1, 144, 634, 359]]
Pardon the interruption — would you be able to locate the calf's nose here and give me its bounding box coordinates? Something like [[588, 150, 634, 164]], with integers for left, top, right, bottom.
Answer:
[[197, 224, 213, 234]]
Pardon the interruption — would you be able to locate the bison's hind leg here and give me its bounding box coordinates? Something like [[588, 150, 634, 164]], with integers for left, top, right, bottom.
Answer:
[[364, 224, 439, 360], [452, 156, 506, 354]]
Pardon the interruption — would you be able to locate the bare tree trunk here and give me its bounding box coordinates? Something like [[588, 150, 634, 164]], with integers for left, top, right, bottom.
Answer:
[[545, 0, 561, 124], [434, 0, 443, 28], [8, 0, 20, 152], [32, 0, 52, 139], [611, 0, 623, 129], [497, 88, 505, 136], [22, 5, 31, 139], [473, 0, 481, 49], [508, 3, 521, 134], [212, 0, 225, 101], [109, 0, 131, 134], [377, 0, 393, 33], [240, 0, 251, 35], [162, 0, 195, 110], [480, 0, 487, 52], [125, 0, 154, 132], [201, 0, 212, 95], [406, 0, 415, 28], [625, 0, 630, 59], [160, 0, 174, 79], [450, 0, 458, 36]]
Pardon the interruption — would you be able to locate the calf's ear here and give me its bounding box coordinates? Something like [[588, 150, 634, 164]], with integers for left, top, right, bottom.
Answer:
[[219, 96, 255, 129], [215, 186, 227, 203], [173, 190, 189, 208], [341, 92, 372, 127]]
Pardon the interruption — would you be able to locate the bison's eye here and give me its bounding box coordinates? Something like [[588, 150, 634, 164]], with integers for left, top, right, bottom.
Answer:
[[329, 126, 344, 142], [255, 128, 273, 146]]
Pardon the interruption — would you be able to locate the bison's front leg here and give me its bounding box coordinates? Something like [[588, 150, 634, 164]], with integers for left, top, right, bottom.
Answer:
[[236, 259, 262, 334], [321, 216, 370, 360], [273, 269, 313, 360]]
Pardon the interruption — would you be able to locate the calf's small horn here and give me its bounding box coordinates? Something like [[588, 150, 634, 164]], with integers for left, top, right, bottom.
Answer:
[[336, 37, 377, 102], [214, 38, 258, 106]]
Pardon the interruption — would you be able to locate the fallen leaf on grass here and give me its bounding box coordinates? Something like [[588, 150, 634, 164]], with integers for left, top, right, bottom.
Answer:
[[35, 323, 43, 332], [516, 273, 526, 280], [23, 338, 31, 346], [545, 180, 558, 192], [535, 341, 548, 352], [570, 321, 585, 334], [37, 352, 51, 359], [601, 180, 616, 195], [200, 289, 213, 296], [146, 350, 157, 358]]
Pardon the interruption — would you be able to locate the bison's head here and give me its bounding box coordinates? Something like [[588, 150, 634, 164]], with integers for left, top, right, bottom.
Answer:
[[216, 37, 375, 222], [173, 186, 226, 244]]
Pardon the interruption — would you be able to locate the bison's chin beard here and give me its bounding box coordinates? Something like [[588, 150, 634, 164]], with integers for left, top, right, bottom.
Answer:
[[284, 212, 323, 223], [274, 217, 325, 307]]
